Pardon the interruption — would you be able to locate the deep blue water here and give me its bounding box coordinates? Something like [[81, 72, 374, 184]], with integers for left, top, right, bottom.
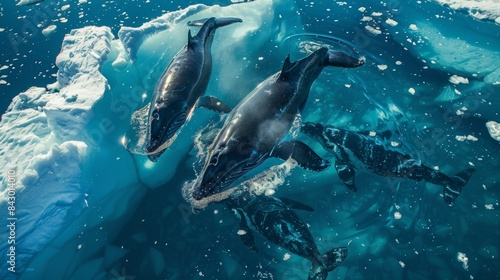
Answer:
[[1, 0, 499, 280]]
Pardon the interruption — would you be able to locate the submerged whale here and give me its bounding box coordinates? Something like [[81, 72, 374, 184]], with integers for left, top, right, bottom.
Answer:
[[126, 17, 241, 161], [189, 47, 364, 201], [223, 194, 347, 280], [301, 122, 476, 205]]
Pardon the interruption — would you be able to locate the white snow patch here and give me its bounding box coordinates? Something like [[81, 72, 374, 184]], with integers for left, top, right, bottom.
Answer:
[[377, 64, 388, 70], [449, 75, 469, 84], [365, 25, 382, 35], [42, 25, 57, 37], [386, 18, 398, 26], [486, 121, 500, 141], [434, 0, 500, 23], [394, 212, 402, 220], [283, 253, 291, 261]]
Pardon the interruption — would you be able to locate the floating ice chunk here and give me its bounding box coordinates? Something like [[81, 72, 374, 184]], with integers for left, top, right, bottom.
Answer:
[[0, 65, 9, 71], [456, 135, 478, 142], [112, 55, 128, 72], [435, 0, 500, 23], [486, 121, 500, 141], [409, 24, 418, 30], [16, 0, 43, 6], [365, 26, 382, 35], [394, 212, 402, 220], [0, 80, 7, 85], [237, 229, 247, 235], [78, 0, 87, 3], [0, 28, 4, 32], [371, 12, 383, 16], [61, 4, 70, 11], [369, 131, 376, 136], [399, 261, 405, 268], [361, 16, 372, 21], [377, 64, 388, 70], [485, 204, 494, 210], [46, 26, 113, 139], [457, 252, 469, 270], [449, 75, 469, 84], [391, 141, 399, 147], [408, 87, 416, 95], [283, 253, 291, 261], [386, 18, 398, 26], [358, 7, 366, 12], [42, 25, 57, 37], [466, 135, 478, 141], [117, 4, 207, 60]]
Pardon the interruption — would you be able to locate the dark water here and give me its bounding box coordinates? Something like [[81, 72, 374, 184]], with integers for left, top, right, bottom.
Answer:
[[0, 0, 499, 279]]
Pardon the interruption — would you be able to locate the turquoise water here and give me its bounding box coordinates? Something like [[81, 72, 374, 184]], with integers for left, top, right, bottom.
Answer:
[[0, 0, 499, 279]]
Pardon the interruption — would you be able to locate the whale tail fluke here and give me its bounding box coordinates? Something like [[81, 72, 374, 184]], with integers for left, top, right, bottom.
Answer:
[[443, 168, 476, 205], [187, 17, 242, 27], [308, 247, 348, 280], [325, 50, 365, 68]]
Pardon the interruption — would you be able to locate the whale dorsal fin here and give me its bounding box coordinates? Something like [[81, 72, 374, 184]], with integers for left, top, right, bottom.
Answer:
[[278, 54, 297, 80], [187, 30, 195, 49]]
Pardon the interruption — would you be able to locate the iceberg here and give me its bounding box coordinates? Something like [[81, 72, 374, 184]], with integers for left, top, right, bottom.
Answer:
[[0, 0, 499, 279]]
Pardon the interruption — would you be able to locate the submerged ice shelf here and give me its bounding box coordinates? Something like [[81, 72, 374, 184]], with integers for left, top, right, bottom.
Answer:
[[0, 0, 499, 279]]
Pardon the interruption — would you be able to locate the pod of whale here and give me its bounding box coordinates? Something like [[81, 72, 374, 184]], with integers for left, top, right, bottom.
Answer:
[[189, 47, 364, 201], [117, 13, 480, 278]]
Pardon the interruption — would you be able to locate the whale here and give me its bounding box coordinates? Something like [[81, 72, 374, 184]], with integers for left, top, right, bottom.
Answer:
[[189, 47, 364, 200], [137, 17, 241, 161], [301, 122, 476, 205], [223, 193, 348, 280]]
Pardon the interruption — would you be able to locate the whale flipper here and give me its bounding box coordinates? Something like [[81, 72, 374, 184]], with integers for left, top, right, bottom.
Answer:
[[271, 140, 330, 171], [198, 96, 232, 113], [443, 168, 476, 205], [323, 247, 348, 271], [235, 209, 259, 252], [278, 197, 314, 212], [334, 159, 357, 192], [309, 247, 348, 280]]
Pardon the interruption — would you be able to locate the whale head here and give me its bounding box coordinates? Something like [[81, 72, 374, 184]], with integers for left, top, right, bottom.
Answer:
[[192, 138, 267, 200], [146, 99, 188, 155]]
